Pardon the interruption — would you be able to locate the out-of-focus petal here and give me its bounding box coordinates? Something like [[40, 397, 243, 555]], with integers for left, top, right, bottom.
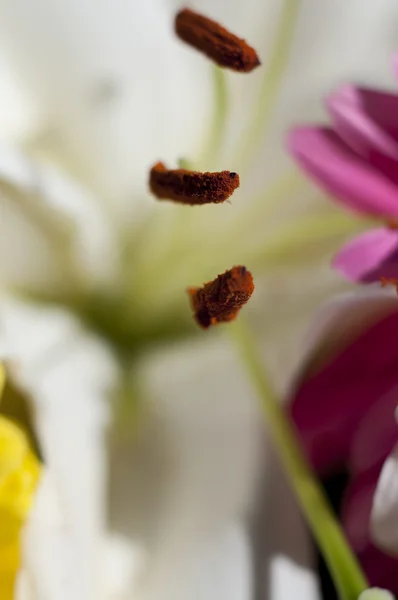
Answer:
[[17, 473, 146, 600], [288, 127, 398, 217], [269, 556, 320, 600], [339, 460, 398, 594], [290, 309, 398, 474], [18, 472, 84, 600], [333, 228, 398, 283], [250, 446, 319, 600], [0, 296, 118, 600], [393, 53, 398, 82], [349, 386, 398, 476], [110, 334, 261, 599], [0, 55, 42, 143], [371, 443, 398, 556], [0, 144, 116, 290], [103, 535, 146, 600], [289, 287, 398, 390], [359, 588, 395, 600], [341, 465, 380, 552], [0, 0, 212, 218], [327, 85, 398, 159], [176, 523, 252, 600]]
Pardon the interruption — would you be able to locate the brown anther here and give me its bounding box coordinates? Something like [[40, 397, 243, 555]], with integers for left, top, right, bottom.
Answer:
[[387, 220, 398, 230], [188, 266, 254, 328], [149, 162, 240, 205], [175, 8, 260, 73], [380, 277, 398, 293]]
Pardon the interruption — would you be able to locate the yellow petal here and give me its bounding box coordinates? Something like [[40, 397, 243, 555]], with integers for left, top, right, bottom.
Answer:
[[0, 363, 6, 400], [0, 414, 40, 599]]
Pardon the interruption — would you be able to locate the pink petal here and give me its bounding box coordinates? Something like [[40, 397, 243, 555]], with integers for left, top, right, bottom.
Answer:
[[371, 443, 398, 556], [333, 227, 398, 282], [342, 465, 380, 552], [290, 310, 398, 474], [327, 85, 398, 160], [341, 467, 398, 593], [288, 127, 398, 218], [289, 287, 398, 393], [355, 544, 398, 594]]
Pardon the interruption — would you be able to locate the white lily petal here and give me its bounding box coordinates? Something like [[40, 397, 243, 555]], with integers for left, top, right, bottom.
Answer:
[[0, 295, 118, 600], [135, 522, 251, 600], [17, 476, 143, 600], [103, 535, 146, 600], [370, 443, 398, 556], [250, 446, 319, 600], [0, 54, 41, 142], [269, 556, 320, 600], [0, 0, 212, 218], [15, 572, 34, 600], [188, 523, 251, 600], [359, 589, 395, 600], [17, 472, 84, 600], [110, 334, 261, 598], [0, 143, 117, 289]]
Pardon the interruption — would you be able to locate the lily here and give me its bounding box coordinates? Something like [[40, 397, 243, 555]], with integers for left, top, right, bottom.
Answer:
[[0, 1, 397, 598]]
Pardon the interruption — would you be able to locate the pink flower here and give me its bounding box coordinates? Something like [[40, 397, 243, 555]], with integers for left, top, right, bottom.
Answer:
[[288, 82, 398, 283], [289, 288, 398, 592]]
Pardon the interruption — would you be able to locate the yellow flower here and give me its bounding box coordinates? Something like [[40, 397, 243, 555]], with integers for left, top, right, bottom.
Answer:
[[0, 365, 40, 599]]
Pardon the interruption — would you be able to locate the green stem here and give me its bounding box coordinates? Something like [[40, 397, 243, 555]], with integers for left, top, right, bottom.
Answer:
[[234, 0, 301, 172], [231, 318, 368, 600], [198, 66, 228, 168]]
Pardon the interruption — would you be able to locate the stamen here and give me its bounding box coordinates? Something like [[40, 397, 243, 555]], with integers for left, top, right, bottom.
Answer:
[[188, 265, 254, 328], [380, 277, 398, 293], [149, 162, 240, 205], [175, 8, 260, 73]]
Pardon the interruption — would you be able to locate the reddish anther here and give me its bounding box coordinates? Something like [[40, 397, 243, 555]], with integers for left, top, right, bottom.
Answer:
[[149, 162, 240, 205], [188, 266, 254, 329], [175, 8, 260, 73], [381, 277, 398, 293]]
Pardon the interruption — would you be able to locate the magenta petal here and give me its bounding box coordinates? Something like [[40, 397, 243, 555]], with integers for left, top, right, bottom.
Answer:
[[341, 465, 380, 552], [288, 127, 398, 217], [327, 85, 398, 159], [349, 386, 398, 476], [290, 311, 398, 474], [342, 469, 398, 593], [333, 228, 398, 282]]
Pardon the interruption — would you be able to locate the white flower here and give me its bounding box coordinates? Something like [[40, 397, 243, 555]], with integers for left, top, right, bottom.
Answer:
[[358, 589, 395, 600], [0, 0, 397, 598]]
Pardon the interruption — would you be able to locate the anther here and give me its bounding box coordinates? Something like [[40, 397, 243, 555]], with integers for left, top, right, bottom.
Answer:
[[175, 8, 261, 73], [149, 162, 240, 205], [188, 266, 254, 328], [380, 277, 398, 293]]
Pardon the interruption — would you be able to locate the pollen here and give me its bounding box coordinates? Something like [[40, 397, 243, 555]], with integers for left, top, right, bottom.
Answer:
[[380, 277, 398, 293], [188, 266, 254, 329], [149, 162, 240, 205], [175, 8, 260, 73]]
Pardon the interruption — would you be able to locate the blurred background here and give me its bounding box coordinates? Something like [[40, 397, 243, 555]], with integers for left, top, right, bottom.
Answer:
[[1, 1, 398, 599]]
